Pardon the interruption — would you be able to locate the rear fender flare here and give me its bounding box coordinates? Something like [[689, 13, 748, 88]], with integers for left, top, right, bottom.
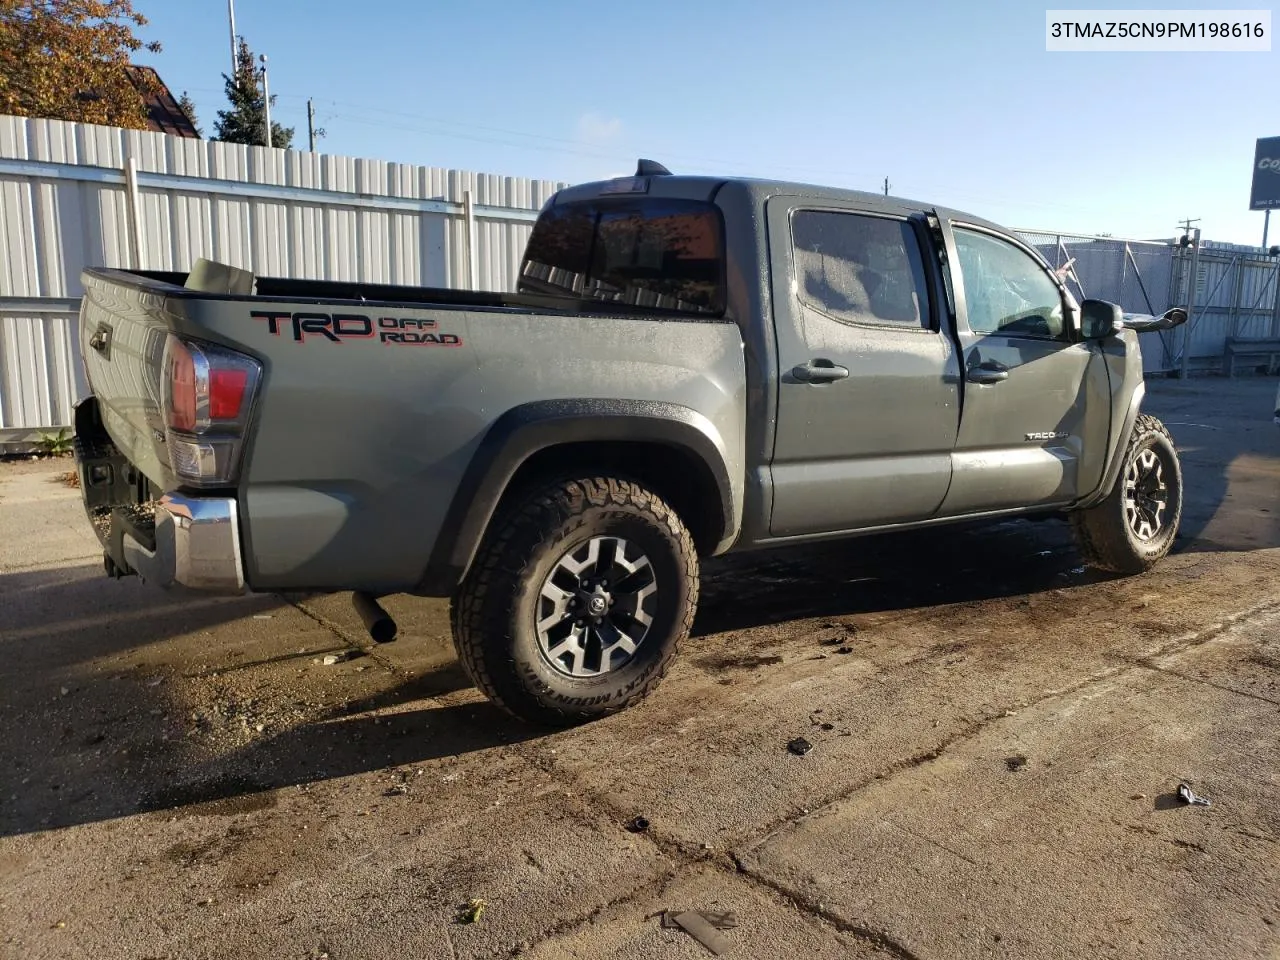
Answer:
[[418, 399, 738, 594]]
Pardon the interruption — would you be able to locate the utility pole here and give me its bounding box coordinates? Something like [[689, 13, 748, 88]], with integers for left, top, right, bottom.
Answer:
[[260, 54, 272, 149], [227, 0, 237, 78], [307, 98, 316, 152], [883, 177, 891, 197], [1178, 223, 1201, 379], [1264, 208, 1271, 250]]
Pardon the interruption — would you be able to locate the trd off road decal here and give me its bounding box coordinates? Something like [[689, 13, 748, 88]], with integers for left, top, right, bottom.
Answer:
[[251, 311, 463, 347]]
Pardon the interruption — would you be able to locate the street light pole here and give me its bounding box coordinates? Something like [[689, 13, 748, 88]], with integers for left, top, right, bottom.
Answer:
[[260, 54, 272, 149], [227, 0, 237, 77]]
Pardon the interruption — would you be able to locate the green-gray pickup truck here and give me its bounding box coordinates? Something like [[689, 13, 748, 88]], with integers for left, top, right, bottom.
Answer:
[[73, 161, 1188, 724]]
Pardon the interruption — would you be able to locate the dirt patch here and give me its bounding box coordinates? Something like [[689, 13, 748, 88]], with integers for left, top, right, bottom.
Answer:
[[695, 653, 785, 672]]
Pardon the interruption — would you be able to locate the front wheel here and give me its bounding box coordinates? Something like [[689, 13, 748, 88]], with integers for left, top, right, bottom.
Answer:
[[451, 476, 699, 726], [1070, 413, 1183, 574]]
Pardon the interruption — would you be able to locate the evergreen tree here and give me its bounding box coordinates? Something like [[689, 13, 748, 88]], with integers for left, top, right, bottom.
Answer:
[[177, 91, 202, 137], [213, 39, 293, 148]]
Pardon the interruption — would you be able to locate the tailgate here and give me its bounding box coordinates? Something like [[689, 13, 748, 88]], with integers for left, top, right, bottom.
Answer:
[[78, 270, 181, 489]]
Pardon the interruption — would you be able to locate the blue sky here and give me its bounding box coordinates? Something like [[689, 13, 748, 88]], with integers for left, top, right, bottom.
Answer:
[[136, 0, 1276, 245]]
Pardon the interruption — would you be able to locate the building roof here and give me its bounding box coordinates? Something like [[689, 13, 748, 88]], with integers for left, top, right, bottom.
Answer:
[[125, 65, 201, 139]]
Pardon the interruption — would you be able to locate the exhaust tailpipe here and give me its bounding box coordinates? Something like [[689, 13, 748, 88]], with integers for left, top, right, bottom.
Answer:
[[352, 591, 398, 643]]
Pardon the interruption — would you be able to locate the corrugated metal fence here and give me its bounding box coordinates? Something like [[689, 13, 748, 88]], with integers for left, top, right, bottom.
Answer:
[[1174, 242, 1280, 372], [3, 114, 1279, 441], [0, 114, 565, 443], [1016, 230, 1180, 373]]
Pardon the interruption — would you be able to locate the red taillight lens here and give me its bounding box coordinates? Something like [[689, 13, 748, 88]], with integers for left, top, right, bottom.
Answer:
[[167, 338, 198, 432], [161, 334, 262, 487], [209, 369, 249, 420]]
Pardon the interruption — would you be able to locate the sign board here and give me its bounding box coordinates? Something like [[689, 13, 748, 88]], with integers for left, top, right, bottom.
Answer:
[[1250, 136, 1280, 210]]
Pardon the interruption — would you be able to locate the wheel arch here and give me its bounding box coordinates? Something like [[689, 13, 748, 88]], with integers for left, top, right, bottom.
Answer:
[[1077, 380, 1146, 509], [417, 399, 739, 595]]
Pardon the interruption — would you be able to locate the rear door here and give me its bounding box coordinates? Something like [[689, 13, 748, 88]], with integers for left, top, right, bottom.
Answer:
[[767, 199, 961, 537], [938, 220, 1110, 515]]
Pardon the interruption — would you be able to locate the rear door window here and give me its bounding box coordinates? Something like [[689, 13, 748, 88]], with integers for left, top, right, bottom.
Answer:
[[791, 210, 932, 330], [520, 198, 725, 316]]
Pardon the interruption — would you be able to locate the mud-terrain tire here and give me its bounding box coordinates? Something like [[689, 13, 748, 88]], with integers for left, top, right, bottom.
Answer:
[[1070, 414, 1182, 575], [451, 476, 699, 726]]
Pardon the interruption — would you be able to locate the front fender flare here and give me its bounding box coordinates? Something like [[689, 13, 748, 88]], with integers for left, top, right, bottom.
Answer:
[[1078, 381, 1145, 509]]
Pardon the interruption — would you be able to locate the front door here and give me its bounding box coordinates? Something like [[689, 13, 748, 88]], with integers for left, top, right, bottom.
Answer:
[[939, 221, 1110, 515], [768, 200, 961, 537]]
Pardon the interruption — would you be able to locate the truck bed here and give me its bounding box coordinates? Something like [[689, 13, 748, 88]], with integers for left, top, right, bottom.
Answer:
[[76, 264, 746, 596]]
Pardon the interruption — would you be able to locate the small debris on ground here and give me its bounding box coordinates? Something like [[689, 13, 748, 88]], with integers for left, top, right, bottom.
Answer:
[[836, 646, 854, 654], [456, 897, 487, 924], [320, 650, 360, 666], [1005, 755, 1028, 772], [787, 737, 813, 756], [1177, 783, 1211, 807], [1130, 793, 1147, 800], [659, 909, 738, 955], [625, 815, 650, 833], [819, 722, 835, 731], [383, 785, 407, 797]]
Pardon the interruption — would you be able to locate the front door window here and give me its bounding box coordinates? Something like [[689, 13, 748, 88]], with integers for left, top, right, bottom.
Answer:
[[953, 228, 1064, 339]]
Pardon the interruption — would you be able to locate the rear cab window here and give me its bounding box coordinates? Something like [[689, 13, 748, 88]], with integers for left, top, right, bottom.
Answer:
[[519, 198, 726, 317]]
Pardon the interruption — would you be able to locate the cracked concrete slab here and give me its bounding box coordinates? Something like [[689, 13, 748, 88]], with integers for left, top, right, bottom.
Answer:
[[736, 612, 1280, 960], [523, 865, 893, 959]]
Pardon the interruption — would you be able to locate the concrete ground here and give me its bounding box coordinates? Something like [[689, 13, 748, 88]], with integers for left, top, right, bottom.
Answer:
[[2, 376, 1279, 960]]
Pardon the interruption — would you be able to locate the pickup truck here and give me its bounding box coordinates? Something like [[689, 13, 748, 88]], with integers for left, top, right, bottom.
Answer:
[[72, 160, 1189, 725]]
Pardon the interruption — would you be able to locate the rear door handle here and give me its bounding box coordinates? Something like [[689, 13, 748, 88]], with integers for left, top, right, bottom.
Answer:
[[793, 359, 850, 383], [966, 360, 1008, 384]]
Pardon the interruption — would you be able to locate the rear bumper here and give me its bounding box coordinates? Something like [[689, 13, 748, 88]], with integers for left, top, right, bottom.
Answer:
[[75, 396, 246, 593], [120, 494, 246, 593]]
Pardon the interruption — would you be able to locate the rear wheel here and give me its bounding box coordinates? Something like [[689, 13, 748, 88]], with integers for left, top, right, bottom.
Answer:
[[451, 476, 698, 726], [1070, 414, 1182, 574]]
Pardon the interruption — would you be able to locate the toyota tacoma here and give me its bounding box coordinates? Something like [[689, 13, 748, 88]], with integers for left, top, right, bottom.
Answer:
[[72, 161, 1189, 724]]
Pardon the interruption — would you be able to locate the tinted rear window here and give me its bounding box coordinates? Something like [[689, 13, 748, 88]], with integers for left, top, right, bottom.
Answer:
[[519, 198, 725, 316]]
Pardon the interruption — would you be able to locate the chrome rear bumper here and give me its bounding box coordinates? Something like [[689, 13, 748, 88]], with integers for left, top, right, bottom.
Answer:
[[120, 494, 246, 593]]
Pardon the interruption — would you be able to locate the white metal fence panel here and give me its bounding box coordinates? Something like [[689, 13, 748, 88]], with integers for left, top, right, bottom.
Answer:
[[0, 301, 85, 436], [0, 115, 565, 438]]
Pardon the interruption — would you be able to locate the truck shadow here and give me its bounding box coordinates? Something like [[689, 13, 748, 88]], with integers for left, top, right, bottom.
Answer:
[[695, 516, 1093, 636], [0, 516, 1096, 837]]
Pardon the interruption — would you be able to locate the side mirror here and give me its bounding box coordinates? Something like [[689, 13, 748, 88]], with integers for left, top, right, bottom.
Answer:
[[1080, 299, 1123, 339]]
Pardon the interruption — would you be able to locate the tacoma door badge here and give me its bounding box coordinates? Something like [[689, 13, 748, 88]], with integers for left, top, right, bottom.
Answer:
[[1025, 431, 1069, 441]]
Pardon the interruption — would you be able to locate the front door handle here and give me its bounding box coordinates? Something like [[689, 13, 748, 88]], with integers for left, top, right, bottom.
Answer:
[[966, 360, 1009, 384], [793, 359, 850, 383]]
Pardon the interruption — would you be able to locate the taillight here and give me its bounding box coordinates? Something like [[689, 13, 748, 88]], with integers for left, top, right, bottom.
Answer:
[[166, 338, 198, 432], [209, 369, 249, 420], [161, 334, 262, 487]]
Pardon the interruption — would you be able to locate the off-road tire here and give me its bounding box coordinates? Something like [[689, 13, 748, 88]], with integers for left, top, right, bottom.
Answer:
[[451, 476, 699, 726], [1070, 414, 1182, 575]]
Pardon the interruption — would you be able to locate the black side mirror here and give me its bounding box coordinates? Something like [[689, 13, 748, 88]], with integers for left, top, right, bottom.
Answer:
[[1080, 299, 1123, 339]]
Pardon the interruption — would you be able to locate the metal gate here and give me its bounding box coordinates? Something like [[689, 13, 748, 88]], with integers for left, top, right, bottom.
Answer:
[[1169, 239, 1280, 375]]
